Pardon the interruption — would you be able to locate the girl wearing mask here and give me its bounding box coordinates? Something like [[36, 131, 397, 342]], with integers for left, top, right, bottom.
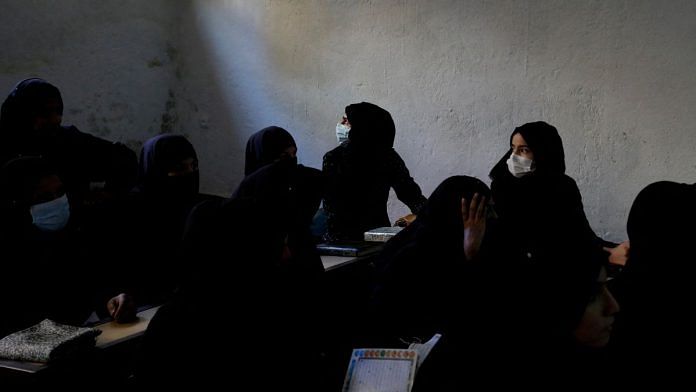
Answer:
[[488, 121, 628, 268], [0, 157, 133, 338], [323, 102, 427, 241]]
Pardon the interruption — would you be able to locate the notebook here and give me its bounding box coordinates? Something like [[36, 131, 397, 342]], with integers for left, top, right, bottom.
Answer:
[[364, 226, 404, 242], [342, 349, 418, 392], [316, 241, 383, 257], [342, 334, 442, 392]]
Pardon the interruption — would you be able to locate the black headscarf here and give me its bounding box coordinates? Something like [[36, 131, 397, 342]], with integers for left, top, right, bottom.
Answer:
[[615, 181, 696, 338], [138, 134, 199, 199], [371, 176, 491, 342], [345, 102, 396, 153], [625, 181, 696, 278], [381, 175, 492, 264], [489, 121, 566, 182], [244, 126, 297, 176], [233, 158, 322, 274], [0, 78, 63, 136]]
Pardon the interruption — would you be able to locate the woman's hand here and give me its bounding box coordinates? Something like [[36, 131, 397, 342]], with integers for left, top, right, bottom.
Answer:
[[604, 240, 630, 266], [462, 194, 487, 261], [107, 293, 136, 323], [394, 213, 417, 227]]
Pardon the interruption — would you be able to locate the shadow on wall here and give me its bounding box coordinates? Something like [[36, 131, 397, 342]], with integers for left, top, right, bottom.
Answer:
[[174, 1, 267, 196], [178, 1, 331, 196], [188, 0, 345, 174]]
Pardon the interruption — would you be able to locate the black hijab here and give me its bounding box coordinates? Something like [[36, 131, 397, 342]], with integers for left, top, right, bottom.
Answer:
[[244, 126, 297, 176], [0, 78, 63, 136], [489, 121, 566, 182], [609, 181, 696, 377], [233, 158, 323, 274], [618, 181, 696, 320], [371, 176, 492, 342], [380, 175, 492, 265], [138, 134, 199, 199], [345, 102, 396, 153]]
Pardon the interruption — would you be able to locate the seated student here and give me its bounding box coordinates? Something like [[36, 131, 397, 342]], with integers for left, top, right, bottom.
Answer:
[[369, 176, 492, 347], [414, 239, 620, 389], [322, 102, 427, 241], [0, 157, 134, 338], [135, 158, 325, 390], [118, 134, 221, 306], [0, 78, 137, 218], [609, 181, 696, 380], [244, 126, 323, 229], [488, 121, 629, 267]]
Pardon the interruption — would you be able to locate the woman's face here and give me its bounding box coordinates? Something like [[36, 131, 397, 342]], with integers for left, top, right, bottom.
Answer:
[[167, 157, 199, 177], [572, 266, 620, 348], [278, 145, 297, 161], [511, 133, 534, 160], [32, 99, 63, 131], [30, 174, 65, 206]]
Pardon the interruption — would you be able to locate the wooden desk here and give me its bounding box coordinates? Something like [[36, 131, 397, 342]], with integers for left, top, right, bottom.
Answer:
[[0, 306, 160, 374], [95, 306, 159, 349]]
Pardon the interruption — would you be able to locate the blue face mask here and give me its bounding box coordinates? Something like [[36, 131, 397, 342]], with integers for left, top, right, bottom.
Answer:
[[30, 194, 70, 231]]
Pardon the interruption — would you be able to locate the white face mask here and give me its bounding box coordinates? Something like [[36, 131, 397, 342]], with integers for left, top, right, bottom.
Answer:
[[506, 153, 535, 178], [336, 123, 351, 143], [30, 194, 70, 231]]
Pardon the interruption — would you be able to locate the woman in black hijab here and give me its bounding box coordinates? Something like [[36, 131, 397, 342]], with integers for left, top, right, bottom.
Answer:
[[0, 78, 137, 215], [489, 121, 626, 267], [609, 181, 696, 380], [370, 176, 492, 345], [322, 102, 427, 241], [244, 126, 323, 228], [0, 156, 133, 337], [413, 231, 620, 389], [120, 134, 217, 306], [136, 158, 325, 390]]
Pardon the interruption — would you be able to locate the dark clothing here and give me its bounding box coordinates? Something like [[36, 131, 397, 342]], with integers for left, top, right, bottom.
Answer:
[[243, 126, 323, 228], [323, 144, 426, 241], [323, 102, 426, 241], [0, 219, 95, 338], [345, 101, 396, 152], [109, 135, 214, 306], [244, 125, 297, 176], [489, 122, 608, 266], [135, 159, 326, 390], [138, 134, 199, 196], [370, 176, 491, 345], [0, 79, 137, 209], [610, 181, 696, 380]]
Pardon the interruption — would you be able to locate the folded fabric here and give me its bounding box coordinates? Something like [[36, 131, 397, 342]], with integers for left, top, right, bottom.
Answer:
[[0, 319, 101, 362]]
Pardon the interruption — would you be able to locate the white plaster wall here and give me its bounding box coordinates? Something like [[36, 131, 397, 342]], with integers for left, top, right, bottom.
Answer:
[[2, 0, 695, 241], [0, 0, 181, 156]]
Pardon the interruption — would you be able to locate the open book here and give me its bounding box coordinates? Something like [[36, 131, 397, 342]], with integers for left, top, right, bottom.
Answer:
[[342, 334, 441, 392]]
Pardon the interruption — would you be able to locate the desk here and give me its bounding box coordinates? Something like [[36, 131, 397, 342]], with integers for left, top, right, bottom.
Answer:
[[95, 306, 159, 349], [0, 306, 160, 375]]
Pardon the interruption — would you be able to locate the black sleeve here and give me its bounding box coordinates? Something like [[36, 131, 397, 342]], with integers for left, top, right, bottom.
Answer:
[[322, 149, 347, 241], [386, 149, 427, 214], [556, 176, 606, 246], [63, 126, 138, 194]]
